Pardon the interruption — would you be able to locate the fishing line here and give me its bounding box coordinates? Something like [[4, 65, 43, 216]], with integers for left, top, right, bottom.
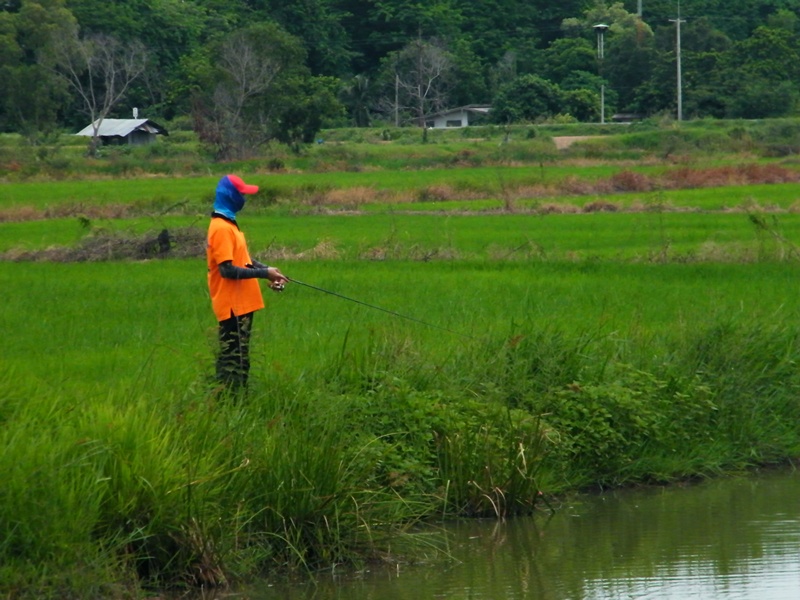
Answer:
[[286, 277, 477, 341]]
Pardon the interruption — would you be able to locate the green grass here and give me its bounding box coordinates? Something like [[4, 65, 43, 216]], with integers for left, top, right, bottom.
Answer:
[[4, 122, 800, 596], [4, 253, 800, 597], [5, 209, 800, 263], [4, 257, 800, 392], [0, 164, 618, 208], [3, 163, 799, 227]]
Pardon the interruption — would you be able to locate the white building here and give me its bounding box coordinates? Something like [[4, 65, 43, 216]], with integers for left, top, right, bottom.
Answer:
[[425, 105, 492, 129]]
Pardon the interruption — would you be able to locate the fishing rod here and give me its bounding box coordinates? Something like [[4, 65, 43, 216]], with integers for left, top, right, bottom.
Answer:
[[284, 277, 477, 341]]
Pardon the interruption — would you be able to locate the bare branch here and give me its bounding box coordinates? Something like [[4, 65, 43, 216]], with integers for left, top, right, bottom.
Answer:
[[391, 39, 453, 126], [43, 30, 147, 155], [207, 30, 286, 159]]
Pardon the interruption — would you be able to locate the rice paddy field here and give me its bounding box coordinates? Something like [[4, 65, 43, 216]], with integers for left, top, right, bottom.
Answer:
[[3, 122, 800, 598]]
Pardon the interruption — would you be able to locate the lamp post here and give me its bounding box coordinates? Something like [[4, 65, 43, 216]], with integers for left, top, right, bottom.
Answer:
[[594, 23, 609, 124]]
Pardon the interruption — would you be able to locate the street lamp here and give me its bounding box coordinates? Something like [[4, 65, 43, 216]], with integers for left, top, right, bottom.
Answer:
[[594, 24, 609, 124]]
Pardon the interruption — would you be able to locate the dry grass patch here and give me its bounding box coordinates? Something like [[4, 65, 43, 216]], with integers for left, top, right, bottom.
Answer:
[[661, 164, 800, 189], [359, 244, 464, 261], [415, 185, 459, 202], [583, 200, 620, 213], [693, 241, 759, 263], [261, 239, 341, 261], [0, 203, 139, 222], [720, 198, 786, 213], [323, 186, 378, 207], [610, 170, 654, 192], [627, 199, 686, 212], [512, 184, 554, 200], [1, 226, 206, 262], [536, 202, 581, 214]]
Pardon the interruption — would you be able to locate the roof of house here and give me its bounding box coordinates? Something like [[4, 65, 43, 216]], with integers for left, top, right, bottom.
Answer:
[[75, 119, 168, 137], [427, 105, 492, 119]]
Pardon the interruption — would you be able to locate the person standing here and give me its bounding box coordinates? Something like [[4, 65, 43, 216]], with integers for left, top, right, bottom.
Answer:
[[206, 174, 288, 390]]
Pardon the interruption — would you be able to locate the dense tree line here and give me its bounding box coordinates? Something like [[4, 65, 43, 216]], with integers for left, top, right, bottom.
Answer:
[[1, 0, 798, 157]]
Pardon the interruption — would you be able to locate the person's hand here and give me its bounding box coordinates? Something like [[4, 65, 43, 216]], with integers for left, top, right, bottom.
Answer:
[[266, 267, 288, 291]]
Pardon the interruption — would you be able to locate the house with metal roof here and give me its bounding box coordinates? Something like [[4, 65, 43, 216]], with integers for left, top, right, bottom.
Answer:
[[425, 105, 491, 129], [75, 119, 168, 145]]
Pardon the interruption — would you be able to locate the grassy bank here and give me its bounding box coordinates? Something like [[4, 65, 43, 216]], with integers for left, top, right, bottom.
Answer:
[[3, 254, 800, 597]]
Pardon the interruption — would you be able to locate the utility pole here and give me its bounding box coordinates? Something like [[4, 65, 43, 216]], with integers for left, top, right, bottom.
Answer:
[[594, 23, 609, 125], [637, 0, 642, 17], [669, 9, 685, 122]]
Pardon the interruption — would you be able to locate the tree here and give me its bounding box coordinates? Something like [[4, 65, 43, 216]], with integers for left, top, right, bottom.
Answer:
[[539, 37, 597, 85], [386, 38, 454, 127], [193, 22, 341, 159], [275, 75, 344, 149], [715, 25, 800, 118], [65, 0, 209, 118], [249, 0, 356, 77], [562, 3, 656, 112], [369, 0, 464, 50], [42, 26, 147, 154], [340, 74, 373, 127], [640, 18, 731, 119], [562, 71, 611, 119], [0, 0, 75, 133], [490, 75, 561, 123], [198, 23, 300, 159], [447, 37, 490, 106], [489, 51, 518, 95], [561, 87, 601, 122]]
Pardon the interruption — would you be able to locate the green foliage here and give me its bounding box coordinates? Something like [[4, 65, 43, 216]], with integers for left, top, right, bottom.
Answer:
[[3, 1, 800, 138], [542, 367, 717, 485], [0, 0, 76, 132], [274, 75, 346, 149], [258, 0, 357, 77], [3, 0, 800, 138], [491, 75, 562, 123], [340, 74, 373, 127], [540, 37, 597, 84], [193, 21, 311, 159], [436, 403, 547, 517]]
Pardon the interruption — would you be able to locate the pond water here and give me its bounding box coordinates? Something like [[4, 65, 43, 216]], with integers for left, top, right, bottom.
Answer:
[[245, 468, 800, 599]]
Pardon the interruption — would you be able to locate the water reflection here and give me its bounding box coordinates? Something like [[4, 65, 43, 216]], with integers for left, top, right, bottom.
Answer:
[[247, 469, 800, 599]]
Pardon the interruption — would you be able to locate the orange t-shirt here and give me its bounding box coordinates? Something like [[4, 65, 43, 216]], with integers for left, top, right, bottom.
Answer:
[[206, 216, 265, 321]]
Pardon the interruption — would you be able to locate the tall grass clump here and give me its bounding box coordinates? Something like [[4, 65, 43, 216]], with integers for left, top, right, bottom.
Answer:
[[0, 369, 444, 597], [312, 331, 549, 518], [2, 330, 556, 596], [4, 306, 800, 595], [678, 319, 800, 463], [483, 318, 800, 490], [0, 374, 139, 598]]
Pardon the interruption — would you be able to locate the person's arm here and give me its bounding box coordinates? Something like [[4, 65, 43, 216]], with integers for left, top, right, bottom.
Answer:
[[218, 260, 269, 280]]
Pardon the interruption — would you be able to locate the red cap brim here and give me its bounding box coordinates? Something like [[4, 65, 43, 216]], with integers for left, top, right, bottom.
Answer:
[[227, 174, 259, 194]]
